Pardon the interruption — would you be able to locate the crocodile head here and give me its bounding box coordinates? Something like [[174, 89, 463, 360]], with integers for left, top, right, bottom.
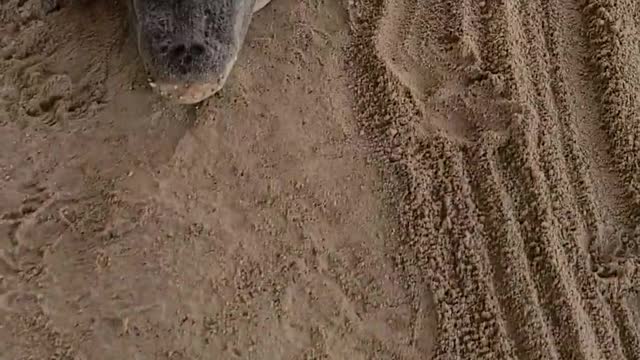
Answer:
[[128, 0, 257, 104]]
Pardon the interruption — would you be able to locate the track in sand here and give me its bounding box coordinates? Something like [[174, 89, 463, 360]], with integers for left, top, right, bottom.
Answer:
[[348, 0, 640, 358]]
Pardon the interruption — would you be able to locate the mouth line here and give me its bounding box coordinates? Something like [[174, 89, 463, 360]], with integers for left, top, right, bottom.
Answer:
[[149, 80, 224, 104]]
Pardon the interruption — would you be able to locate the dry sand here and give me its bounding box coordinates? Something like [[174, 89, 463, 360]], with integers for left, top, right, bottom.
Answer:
[[1, 0, 640, 358]]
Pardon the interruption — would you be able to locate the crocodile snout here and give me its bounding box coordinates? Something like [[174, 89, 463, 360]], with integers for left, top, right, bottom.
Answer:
[[129, 0, 255, 104], [144, 37, 238, 104]]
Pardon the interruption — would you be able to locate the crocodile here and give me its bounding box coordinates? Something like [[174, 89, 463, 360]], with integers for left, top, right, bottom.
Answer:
[[127, 0, 272, 104]]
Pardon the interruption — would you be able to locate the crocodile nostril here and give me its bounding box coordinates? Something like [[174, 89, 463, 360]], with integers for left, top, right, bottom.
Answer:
[[190, 44, 205, 56], [163, 41, 208, 77], [167, 43, 205, 63]]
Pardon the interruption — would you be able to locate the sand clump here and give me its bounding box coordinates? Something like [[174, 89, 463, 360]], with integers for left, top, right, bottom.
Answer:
[[1, 0, 640, 359]]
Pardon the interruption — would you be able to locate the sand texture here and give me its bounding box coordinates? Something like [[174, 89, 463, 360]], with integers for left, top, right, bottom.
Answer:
[[1, 0, 640, 359]]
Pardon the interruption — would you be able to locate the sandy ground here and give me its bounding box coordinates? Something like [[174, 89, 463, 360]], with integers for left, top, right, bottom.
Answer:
[[1, 0, 640, 359]]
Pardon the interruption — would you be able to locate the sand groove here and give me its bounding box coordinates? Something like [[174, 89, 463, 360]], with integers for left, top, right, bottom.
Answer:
[[466, 140, 560, 360], [533, 1, 631, 358], [436, 142, 515, 358], [581, 0, 640, 221], [348, 0, 640, 358]]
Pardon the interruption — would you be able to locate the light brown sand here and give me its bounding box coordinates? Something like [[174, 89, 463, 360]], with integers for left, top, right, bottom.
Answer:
[[1, 0, 639, 358]]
